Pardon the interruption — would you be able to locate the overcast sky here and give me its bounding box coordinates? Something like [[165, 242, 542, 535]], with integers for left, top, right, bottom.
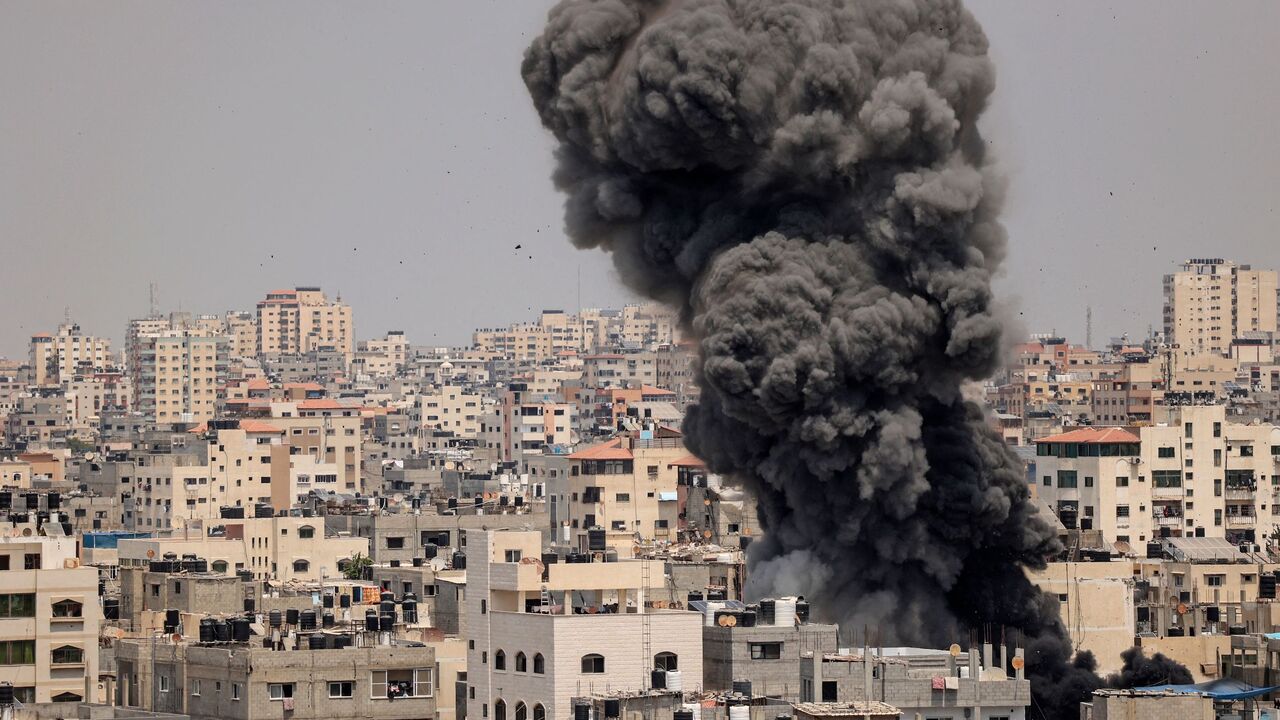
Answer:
[[1, 1, 1277, 358]]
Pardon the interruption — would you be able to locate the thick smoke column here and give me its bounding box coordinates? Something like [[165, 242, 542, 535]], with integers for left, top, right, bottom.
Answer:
[[523, 1, 1112, 716]]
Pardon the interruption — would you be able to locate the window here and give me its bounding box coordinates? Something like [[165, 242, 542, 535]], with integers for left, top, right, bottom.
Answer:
[[24, 554, 39, 570], [0, 594, 35, 618], [1116, 476, 1129, 487], [1214, 422, 1222, 438], [386, 537, 405, 549], [505, 550, 523, 563], [232, 684, 241, 701], [1241, 445, 1255, 458], [1084, 476, 1094, 488], [329, 682, 354, 698], [1158, 447, 1176, 458], [159, 676, 171, 693], [299, 526, 315, 539], [516, 652, 527, 672], [534, 705, 546, 720], [268, 684, 294, 700], [616, 493, 630, 502], [655, 652, 678, 671], [293, 559, 310, 573], [822, 680, 838, 702], [212, 560, 228, 573], [370, 669, 433, 698], [1185, 423, 1193, 438], [495, 650, 506, 671], [51, 645, 83, 664], [1153, 471, 1182, 488], [495, 700, 507, 720], [750, 643, 782, 660], [581, 653, 606, 673], [0, 640, 35, 665], [1117, 506, 1130, 518], [516, 702, 528, 720], [191, 679, 201, 697], [533, 653, 545, 674], [1206, 574, 1226, 587], [1057, 471, 1077, 489]]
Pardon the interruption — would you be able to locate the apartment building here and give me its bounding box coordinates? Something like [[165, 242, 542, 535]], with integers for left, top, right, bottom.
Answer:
[[496, 384, 575, 463], [116, 639, 436, 720], [132, 330, 228, 425], [1033, 405, 1280, 546], [547, 431, 686, 550], [224, 311, 258, 360], [29, 323, 112, 386], [582, 353, 658, 389], [416, 385, 483, 437], [354, 331, 409, 377], [116, 515, 367, 582], [1090, 360, 1164, 425], [1163, 258, 1279, 358], [464, 530, 703, 720], [256, 287, 353, 361], [0, 523, 102, 704], [267, 400, 363, 491]]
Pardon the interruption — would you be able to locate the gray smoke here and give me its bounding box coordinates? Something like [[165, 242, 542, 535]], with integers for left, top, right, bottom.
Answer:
[[523, 1, 1105, 716]]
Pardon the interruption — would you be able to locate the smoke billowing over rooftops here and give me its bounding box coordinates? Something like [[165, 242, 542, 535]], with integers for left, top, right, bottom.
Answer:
[[522, 1, 1180, 717]]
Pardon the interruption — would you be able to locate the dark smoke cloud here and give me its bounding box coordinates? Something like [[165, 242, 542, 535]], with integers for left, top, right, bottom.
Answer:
[[1106, 648, 1195, 689], [523, 1, 1150, 717]]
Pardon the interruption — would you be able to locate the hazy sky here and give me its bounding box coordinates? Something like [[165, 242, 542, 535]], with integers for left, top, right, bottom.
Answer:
[[1, 1, 1277, 358]]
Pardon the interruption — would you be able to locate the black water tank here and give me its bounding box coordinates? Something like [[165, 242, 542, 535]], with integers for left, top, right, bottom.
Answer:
[[299, 610, 317, 631], [402, 593, 418, 624], [588, 528, 607, 551], [688, 591, 704, 603], [1230, 624, 1248, 635], [390, 559, 401, 568], [795, 601, 811, 623], [423, 544, 438, 559], [322, 612, 335, 629], [214, 620, 231, 642], [164, 609, 180, 633], [651, 669, 666, 689], [199, 618, 216, 643], [286, 608, 300, 626], [739, 610, 757, 627], [573, 704, 590, 720], [732, 680, 753, 696], [365, 609, 379, 632], [231, 617, 251, 642], [412, 557, 423, 567], [379, 613, 394, 632], [474, 495, 484, 507], [103, 598, 120, 620], [452, 552, 467, 570], [25, 493, 38, 509], [674, 712, 693, 720], [0, 682, 14, 706], [448, 497, 458, 509], [269, 610, 283, 628], [244, 598, 255, 613], [47, 492, 60, 509], [308, 634, 326, 650], [605, 699, 621, 718], [255, 503, 273, 518], [758, 599, 775, 625], [0, 491, 10, 509]]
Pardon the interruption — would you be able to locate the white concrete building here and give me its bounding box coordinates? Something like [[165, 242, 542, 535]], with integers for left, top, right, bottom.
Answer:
[[464, 530, 703, 720]]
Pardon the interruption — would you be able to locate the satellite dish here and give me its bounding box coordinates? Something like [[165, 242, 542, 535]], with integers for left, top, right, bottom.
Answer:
[[445, 461, 456, 471], [1176, 603, 1188, 615], [392, 494, 404, 504], [703, 530, 713, 539], [1011, 656, 1025, 670], [147, 550, 156, 559], [949, 644, 962, 657], [171, 633, 183, 643], [85, 452, 96, 461]]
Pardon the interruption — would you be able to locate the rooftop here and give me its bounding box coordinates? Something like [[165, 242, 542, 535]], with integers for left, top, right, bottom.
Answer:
[[1034, 427, 1140, 444]]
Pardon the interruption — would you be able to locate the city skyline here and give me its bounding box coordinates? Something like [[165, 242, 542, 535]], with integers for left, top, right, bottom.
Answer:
[[3, 1, 1279, 357]]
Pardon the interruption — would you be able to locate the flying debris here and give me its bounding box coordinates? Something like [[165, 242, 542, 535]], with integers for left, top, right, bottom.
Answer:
[[523, 1, 1181, 717]]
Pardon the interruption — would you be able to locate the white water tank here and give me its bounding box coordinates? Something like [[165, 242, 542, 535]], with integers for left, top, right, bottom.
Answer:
[[774, 597, 797, 627], [703, 601, 726, 626], [666, 670, 683, 691]]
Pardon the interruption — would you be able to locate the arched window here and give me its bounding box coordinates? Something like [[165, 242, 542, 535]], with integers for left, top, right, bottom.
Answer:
[[581, 653, 605, 674], [533, 705, 546, 720], [211, 560, 228, 574], [495, 649, 506, 671], [654, 652, 678, 671], [515, 652, 527, 672], [292, 559, 310, 573], [299, 525, 315, 539], [515, 702, 528, 720], [51, 600, 83, 618], [495, 700, 507, 720], [533, 653, 545, 674], [51, 645, 84, 664], [51, 693, 82, 703]]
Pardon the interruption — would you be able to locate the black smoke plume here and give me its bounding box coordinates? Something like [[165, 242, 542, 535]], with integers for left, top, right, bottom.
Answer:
[[523, 1, 1165, 717], [1106, 648, 1194, 689]]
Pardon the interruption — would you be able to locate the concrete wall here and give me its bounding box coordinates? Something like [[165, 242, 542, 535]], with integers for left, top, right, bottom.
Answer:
[[702, 624, 838, 700]]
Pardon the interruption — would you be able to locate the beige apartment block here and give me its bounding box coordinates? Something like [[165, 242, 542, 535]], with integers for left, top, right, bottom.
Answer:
[[117, 515, 367, 582], [256, 287, 353, 361], [0, 526, 102, 704], [1027, 562, 1136, 676], [417, 385, 483, 437], [465, 530, 703, 720], [132, 330, 227, 425], [29, 323, 112, 386], [354, 331, 409, 377], [268, 400, 363, 491], [1034, 405, 1280, 546], [1164, 258, 1278, 358]]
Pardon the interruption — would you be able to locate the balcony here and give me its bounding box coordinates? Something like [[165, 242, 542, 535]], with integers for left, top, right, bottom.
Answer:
[[1153, 513, 1183, 527], [1226, 514, 1257, 529], [1225, 487, 1257, 501]]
